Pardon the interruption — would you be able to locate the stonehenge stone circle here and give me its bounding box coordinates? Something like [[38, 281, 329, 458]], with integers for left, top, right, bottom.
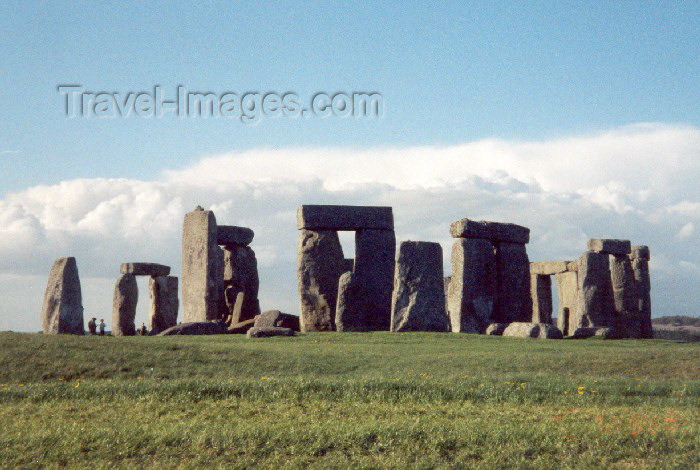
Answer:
[[335, 271, 369, 332], [41, 257, 84, 335], [120, 262, 170, 277], [148, 276, 179, 334], [530, 274, 552, 324], [502, 322, 563, 339], [390, 241, 449, 332], [112, 273, 138, 336], [182, 206, 224, 322]]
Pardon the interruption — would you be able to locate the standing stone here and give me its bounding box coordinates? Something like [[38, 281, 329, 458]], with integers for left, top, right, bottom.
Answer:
[[149, 276, 179, 334], [335, 271, 368, 332], [223, 245, 260, 322], [354, 229, 396, 331], [112, 273, 138, 336], [610, 254, 641, 337], [555, 271, 578, 336], [575, 251, 614, 328], [297, 229, 345, 332], [447, 238, 497, 333], [391, 241, 449, 332], [41, 257, 84, 335], [182, 207, 223, 322], [530, 274, 552, 324], [494, 242, 532, 324], [631, 246, 652, 338]]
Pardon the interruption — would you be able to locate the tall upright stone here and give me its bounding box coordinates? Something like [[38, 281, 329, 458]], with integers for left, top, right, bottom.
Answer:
[[530, 274, 552, 324], [112, 273, 138, 336], [335, 271, 368, 332], [631, 246, 652, 338], [354, 229, 396, 331], [182, 206, 223, 322], [447, 238, 497, 333], [555, 270, 578, 335], [391, 241, 449, 332], [297, 229, 345, 331], [223, 245, 260, 322], [494, 242, 532, 323], [149, 276, 179, 334], [41, 257, 84, 335], [610, 254, 641, 337], [575, 251, 614, 328]]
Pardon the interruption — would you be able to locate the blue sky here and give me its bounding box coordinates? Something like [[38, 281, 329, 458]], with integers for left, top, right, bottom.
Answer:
[[1, 1, 698, 193], [1, 2, 700, 331]]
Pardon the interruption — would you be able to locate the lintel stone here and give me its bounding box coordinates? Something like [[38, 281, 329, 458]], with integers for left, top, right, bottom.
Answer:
[[120, 262, 170, 277], [530, 261, 571, 275], [297, 205, 393, 231], [449, 218, 529, 244], [217, 225, 254, 246], [587, 239, 631, 255], [630, 245, 650, 260]]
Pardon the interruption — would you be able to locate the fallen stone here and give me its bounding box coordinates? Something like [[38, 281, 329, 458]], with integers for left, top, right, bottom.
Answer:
[[254, 310, 300, 331], [335, 271, 369, 332], [494, 242, 532, 324], [228, 317, 257, 334], [112, 273, 138, 336], [120, 262, 170, 277], [447, 238, 497, 333], [297, 229, 346, 331], [391, 241, 449, 332], [572, 327, 619, 339], [148, 276, 178, 334], [630, 245, 650, 260], [449, 219, 530, 244], [530, 274, 552, 324], [575, 251, 615, 328], [247, 326, 295, 338], [529, 261, 570, 275], [354, 229, 396, 331], [158, 321, 226, 336], [217, 225, 254, 247], [485, 323, 509, 335], [502, 322, 563, 339], [41, 257, 84, 335], [587, 239, 631, 255], [297, 205, 394, 230], [182, 207, 224, 322]]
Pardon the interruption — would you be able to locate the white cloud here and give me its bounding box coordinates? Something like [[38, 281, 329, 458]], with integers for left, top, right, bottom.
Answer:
[[1, 122, 700, 331]]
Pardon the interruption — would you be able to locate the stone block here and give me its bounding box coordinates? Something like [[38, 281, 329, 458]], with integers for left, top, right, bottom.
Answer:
[[572, 327, 620, 339], [335, 271, 369, 332], [632, 257, 652, 338], [554, 271, 578, 336], [112, 273, 138, 336], [485, 323, 509, 336], [609, 254, 638, 318], [254, 310, 300, 331], [494, 242, 532, 323], [587, 239, 631, 255], [297, 205, 394, 230], [223, 245, 260, 321], [529, 261, 570, 275], [449, 218, 530, 244], [158, 320, 226, 336], [228, 317, 257, 334], [217, 225, 254, 247], [391, 241, 449, 332], [41, 257, 84, 335], [575, 251, 615, 328], [630, 245, 650, 260], [354, 229, 396, 331], [148, 276, 178, 334], [120, 262, 170, 277], [502, 322, 563, 339], [530, 274, 552, 324], [247, 326, 295, 338]]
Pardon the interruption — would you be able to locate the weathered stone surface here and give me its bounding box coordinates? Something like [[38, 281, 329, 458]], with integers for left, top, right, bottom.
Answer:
[[632, 256, 653, 338], [494, 242, 532, 324], [120, 262, 170, 277], [449, 219, 530, 244], [390, 241, 449, 332], [158, 321, 226, 336], [354, 229, 396, 331], [335, 271, 368, 332], [254, 310, 300, 331], [182, 207, 224, 322], [228, 317, 257, 334], [609, 254, 639, 336], [247, 326, 295, 338], [572, 327, 619, 339], [502, 322, 563, 339], [530, 274, 553, 324], [223, 245, 260, 322], [297, 205, 394, 230], [148, 276, 178, 334], [447, 238, 497, 333], [555, 271, 578, 336], [41, 257, 84, 335], [587, 239, 631, 255], [112, 274, 138, 336], [216, 225, 254, 247], [530, 261, 570, 275], [485, 323, 509, 336], [630, 245, 650, 260], [297, 229, 345, 332], [575, 251, 615, 328]]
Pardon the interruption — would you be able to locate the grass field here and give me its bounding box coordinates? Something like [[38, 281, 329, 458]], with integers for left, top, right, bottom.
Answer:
[[0, 332, 698, 469]]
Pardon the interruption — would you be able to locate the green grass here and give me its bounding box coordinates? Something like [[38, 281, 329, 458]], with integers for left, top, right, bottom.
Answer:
[[1, 333, 698, 468]]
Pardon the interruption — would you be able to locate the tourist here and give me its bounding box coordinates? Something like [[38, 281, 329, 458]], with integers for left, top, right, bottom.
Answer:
[[87, 317, 97, 335], [138, 323, 148, 336], [99, 319, 106, 336]]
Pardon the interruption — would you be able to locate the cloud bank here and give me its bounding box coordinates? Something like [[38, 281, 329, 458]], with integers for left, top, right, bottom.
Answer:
[[2, 122, 699, 331]]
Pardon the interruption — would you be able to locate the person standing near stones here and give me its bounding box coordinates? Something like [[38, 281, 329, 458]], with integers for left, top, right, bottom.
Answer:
[[98, 319, 106, 336], [87, 317, 97, 335], [138, 323, 147, 336]]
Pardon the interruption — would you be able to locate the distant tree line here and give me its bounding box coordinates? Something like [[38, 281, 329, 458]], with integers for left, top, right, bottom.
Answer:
[[652, 315, 700, 327]]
